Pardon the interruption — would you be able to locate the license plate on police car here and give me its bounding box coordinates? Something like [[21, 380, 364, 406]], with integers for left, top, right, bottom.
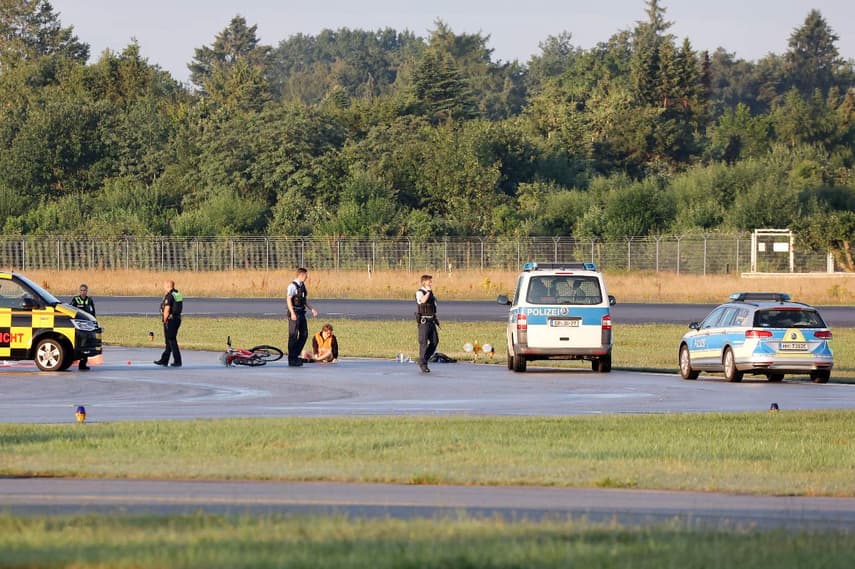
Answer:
[[780, 342, 808, 351], [549, 319, 580, 327]]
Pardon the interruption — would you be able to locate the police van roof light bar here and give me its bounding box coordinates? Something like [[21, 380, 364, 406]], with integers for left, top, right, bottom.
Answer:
[[729, 292, 791, 303], [523, 262, 597, 272]]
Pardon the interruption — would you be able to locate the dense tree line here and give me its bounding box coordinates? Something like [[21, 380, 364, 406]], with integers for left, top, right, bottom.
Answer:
[[1, 0, 854, 269]]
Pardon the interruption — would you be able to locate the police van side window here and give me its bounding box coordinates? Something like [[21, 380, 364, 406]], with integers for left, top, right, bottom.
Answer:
[[512, 276, 524, 305]]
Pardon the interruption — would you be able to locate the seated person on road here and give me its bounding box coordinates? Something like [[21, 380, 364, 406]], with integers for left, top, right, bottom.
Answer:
[[301, 323, 339, 363]]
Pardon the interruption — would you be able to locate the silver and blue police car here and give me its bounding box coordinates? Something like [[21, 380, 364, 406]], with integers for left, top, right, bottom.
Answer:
[[678, 292, 833, 383]]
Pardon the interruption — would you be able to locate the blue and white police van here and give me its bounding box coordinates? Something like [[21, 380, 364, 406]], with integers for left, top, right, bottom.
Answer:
[[498, 262, 616, 373]]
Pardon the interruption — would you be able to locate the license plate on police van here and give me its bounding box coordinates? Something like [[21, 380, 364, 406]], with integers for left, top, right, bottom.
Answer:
[[549, 319, 580, 327], [780, 342, 808, 351]]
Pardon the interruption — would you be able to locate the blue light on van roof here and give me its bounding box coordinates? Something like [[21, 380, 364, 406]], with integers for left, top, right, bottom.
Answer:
[[523, 262, 598, 272]]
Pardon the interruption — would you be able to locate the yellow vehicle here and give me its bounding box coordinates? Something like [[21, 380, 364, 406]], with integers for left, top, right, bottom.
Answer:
[[0, 272, 102, 371]]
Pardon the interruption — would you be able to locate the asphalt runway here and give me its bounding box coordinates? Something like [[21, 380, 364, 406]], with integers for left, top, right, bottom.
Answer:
[[3, 478, 854, 530], [3, 347, 855, 528], [3, 346, 854, 423]]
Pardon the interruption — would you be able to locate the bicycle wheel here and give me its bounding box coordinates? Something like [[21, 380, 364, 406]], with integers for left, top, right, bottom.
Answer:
[[250, 345, 284, 362]]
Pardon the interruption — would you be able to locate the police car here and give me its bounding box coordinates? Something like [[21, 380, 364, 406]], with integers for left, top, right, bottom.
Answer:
[[678, 292, 834, 383], [0, 272, 102, 371], [498, 262, 616, 373]]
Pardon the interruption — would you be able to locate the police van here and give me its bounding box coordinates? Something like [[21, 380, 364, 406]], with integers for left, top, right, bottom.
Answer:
[[0, 272, 102, 371], [498, 262, 615, 373]]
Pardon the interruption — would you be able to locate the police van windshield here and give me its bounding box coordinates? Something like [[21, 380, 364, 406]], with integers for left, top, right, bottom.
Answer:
[[14, 273, 61, 306], [526, 276, 602, 305]]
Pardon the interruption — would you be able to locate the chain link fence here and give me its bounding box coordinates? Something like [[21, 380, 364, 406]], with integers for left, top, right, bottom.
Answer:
[[0, 234, 832, 274]]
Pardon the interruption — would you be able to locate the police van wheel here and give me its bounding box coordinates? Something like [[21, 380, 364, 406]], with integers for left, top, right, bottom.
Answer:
[[512, 354, 527, 372], [34, 338, 66, 372], [507, 352, 514, 370], [592, 355, 612, 373]]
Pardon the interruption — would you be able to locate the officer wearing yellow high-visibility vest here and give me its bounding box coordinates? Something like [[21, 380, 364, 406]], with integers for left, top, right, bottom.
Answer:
[[154, 279, 183, 367]]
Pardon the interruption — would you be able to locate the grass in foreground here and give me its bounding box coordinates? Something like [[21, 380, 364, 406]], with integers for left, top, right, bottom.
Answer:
[[2, 514, 853, 569], [99, 316, 855, 380], [2, 413, 854, 496]]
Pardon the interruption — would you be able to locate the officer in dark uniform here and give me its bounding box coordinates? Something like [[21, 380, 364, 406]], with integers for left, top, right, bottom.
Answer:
[[69, 283, 95, 371], [415, 274, 439, 373], [154, 279, 183, 367], [286, 267, 318, 367]]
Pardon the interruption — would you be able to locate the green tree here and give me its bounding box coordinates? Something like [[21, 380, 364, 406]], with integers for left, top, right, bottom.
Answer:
[[630, 0, 673, 106], [785, 10, 841, 96], [410, 48, 477, 123], [0, 0, 88, 69], [188, 15, 271, 105]]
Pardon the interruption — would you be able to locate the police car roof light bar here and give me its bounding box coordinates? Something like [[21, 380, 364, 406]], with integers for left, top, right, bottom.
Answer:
[[523, 261, 597, 272], [729, 292, 791, 303]]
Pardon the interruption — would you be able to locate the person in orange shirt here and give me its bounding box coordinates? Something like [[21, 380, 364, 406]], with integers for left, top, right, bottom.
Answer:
[[301, 323, 339, 363]]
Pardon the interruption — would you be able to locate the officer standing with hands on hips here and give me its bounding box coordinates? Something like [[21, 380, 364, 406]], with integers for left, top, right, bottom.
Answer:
[[154, 279, 183, 367], [286, 267, 318, 367], [415, 274, 439, 373], [69, 283, 95, 371]]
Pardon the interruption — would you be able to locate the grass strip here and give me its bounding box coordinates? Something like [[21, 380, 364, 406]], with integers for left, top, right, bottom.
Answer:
[[2, 412, 854, 496], [1, 513, 854, 568], [100, 316, 855, 380]]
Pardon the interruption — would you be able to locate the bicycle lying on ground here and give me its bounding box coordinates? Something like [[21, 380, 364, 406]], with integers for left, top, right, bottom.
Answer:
[[220, 336, 284, 366]]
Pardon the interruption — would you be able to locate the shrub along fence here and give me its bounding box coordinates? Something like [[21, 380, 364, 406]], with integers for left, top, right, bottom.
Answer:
[[0, 234, 831, 274]]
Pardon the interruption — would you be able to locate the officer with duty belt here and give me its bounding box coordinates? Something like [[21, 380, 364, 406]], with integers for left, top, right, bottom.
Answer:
[[154, 279, 183, 367], [286, 267, 318, 367], [69, 283, 95, 371], [415, 274, 439, 373]]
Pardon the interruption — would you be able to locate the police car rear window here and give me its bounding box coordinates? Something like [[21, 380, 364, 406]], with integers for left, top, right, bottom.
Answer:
[[526, 276, 602, 305], [754, 309, 825, 328]]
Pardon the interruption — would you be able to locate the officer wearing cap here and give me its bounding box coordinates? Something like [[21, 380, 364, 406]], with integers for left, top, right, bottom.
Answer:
[[70, 283, 95, 371], [154, 279, 183, 367]]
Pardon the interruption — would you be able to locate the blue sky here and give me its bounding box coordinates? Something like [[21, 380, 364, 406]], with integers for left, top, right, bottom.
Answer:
[[51, 0, 855, 85]]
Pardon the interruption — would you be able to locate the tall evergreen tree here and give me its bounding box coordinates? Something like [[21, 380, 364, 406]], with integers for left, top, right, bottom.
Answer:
[[630, 0, 673, 105], [188, 15, 271, 95], [411, 49, 477, 123], [785, 9, 842, 96], [0, 0, 88, 69]]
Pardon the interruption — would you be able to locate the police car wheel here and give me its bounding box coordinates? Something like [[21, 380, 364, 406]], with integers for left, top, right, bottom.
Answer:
[[810, 370, 830, 384], [679, 345, 699, 380], [512, 353, 526, 372], [34, 338, 67, 372], [723, 348, 743, 383]]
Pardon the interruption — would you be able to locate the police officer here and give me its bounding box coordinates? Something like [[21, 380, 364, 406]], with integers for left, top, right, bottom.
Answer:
[[154, 279, 183, 367], [286, 267, 318, 367], [69, 283, 95, 371], [415, 274, 439, 373]]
